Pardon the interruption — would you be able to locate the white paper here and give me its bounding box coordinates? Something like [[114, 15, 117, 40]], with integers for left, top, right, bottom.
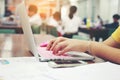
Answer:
[[0, 57, 119, 80], [0, 57, 53, 80], [46, 62, 120, 80]]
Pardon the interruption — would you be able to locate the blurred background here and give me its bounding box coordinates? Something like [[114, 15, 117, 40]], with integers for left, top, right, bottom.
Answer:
[[0, 0, 120, 22], [0, 0, 120, 41]]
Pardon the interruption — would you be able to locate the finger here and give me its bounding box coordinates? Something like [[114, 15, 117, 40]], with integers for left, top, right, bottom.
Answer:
[[50, 41, 58, 51], [46, 39, 55, 50], [57, 46, 70, 55], [50, 37, 66, 51], [53, 42, 67, 55]]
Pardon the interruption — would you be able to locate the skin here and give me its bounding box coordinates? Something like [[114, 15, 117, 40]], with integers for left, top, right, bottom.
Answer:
[[28, 11, 35, 17], [47, 37, 120, 64]]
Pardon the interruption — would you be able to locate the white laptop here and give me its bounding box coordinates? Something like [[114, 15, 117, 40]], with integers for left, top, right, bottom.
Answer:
[[16, 1, 95, 62]]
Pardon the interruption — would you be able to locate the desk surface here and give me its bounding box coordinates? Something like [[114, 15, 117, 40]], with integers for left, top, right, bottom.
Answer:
[[0, 34, 54, 57], [0, 34, 104, 63]]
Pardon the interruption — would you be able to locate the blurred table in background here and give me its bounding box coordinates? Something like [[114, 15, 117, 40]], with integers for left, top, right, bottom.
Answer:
[[79, 27, 109, 41], [0, 24, 23, 34]]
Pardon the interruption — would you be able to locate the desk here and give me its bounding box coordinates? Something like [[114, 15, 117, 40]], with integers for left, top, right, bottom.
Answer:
[[0, 25, 23, 34], [79, 27, 109, 41], [0, 34, 54, 57], [0, 34, 104, 63], [0, 35, 118, 80]]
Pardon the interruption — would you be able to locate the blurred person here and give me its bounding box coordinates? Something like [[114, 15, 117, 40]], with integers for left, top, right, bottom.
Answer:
[[2, 7, 14, 23], [94, 15, 103, 28], [4, 7, 13, 17], [47, 12, 61, 27], [2, 15, 14, 22], [83, 17, 87, 25], [46, 26, 120, 64], [28, 4, 42, 33], [28, 4, 42, 26], [104, 14, 120, 29], [47, 11, 64, 36], [1, 14, 17, 26], [62, 5, 82, 38]]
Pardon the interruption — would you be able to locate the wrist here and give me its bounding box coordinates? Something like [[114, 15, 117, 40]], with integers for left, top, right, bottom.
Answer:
[[86, 41, 92, 54]]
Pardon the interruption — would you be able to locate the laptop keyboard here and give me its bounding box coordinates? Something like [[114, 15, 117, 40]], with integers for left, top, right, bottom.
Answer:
[[37, 47, 95, 61], [37, 47, 80, 61]]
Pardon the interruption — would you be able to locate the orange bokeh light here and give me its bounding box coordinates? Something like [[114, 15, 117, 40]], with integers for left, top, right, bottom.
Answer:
[[26, 0, 57, 19]]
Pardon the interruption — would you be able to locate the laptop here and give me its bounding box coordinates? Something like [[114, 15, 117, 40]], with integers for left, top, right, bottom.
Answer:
[[16, 1, 95, 62]]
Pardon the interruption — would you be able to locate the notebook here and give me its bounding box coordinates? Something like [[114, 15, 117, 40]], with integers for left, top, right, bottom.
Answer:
[[16, 1, 95, 62]]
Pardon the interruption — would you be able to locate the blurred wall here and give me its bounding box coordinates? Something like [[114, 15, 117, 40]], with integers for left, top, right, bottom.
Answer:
[[99, 0, 119, 23], [0, 0, 5, 18], [72, 0, 119, 23]]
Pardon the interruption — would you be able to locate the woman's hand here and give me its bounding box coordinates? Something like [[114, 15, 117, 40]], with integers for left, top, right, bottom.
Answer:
[[47, 37, 88, 55], [47, 37, 68, 51]]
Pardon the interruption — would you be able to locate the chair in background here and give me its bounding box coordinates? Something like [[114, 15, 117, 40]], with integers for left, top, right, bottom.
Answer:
[[46, 25, 58, 37], [0, 29, 15, 34], [50, 27, 58, 37], [72, 35, 90, 41], [31, 25, 41, 34], [72, 32, 90, 40]]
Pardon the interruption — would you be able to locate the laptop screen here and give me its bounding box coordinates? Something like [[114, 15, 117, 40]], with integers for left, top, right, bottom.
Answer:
[[16, 1, 39, 60]]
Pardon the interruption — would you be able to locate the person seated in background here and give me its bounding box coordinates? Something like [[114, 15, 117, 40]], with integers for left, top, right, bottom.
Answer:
[[2, 7, 15, 25], [83, 17, 87, 25], [94, 15, 103, 28], [2, 15, 14, 22], [46, 26, 120, 64], [4, 7, 13, 17], [62, 5, 82, 38], [80, 17, 90, 28], [1, 14, 17, 26], [104, 14, 120, 29], [28, 4, 42, 33], [47, 12, 64, 36]]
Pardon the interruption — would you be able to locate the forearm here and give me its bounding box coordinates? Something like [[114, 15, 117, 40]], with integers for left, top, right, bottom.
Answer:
[[103, 37, 120, 48], [90, 41, 120, 64]]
